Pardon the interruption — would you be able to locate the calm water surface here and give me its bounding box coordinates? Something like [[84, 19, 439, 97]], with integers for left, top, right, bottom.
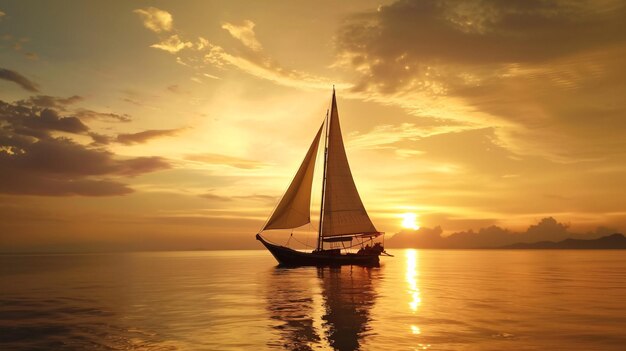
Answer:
[[1, 250, 626, 350]]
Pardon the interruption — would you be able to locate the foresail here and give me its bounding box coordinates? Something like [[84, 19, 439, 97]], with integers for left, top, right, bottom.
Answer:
[[322, 92, 378, 237], [263, 123, 324, 231]]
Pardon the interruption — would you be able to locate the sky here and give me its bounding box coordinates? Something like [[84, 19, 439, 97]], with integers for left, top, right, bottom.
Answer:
[[1, 0, 625, 252]]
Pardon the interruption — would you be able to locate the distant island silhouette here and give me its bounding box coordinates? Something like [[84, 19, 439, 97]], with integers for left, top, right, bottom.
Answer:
[[387, 217, 626, 249], [497, 233, 626, 249]]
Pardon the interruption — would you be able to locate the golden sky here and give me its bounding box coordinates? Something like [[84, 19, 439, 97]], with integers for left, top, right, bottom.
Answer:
[[1, 0, 625, 251]]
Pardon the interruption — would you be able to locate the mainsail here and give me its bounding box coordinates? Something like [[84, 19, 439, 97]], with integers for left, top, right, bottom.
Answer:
[[263, 123, 324, 230], [321, 92, 378, 237]]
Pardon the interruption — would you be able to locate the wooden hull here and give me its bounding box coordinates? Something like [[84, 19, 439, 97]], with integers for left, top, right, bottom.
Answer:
[[256, 234, 379, 267]]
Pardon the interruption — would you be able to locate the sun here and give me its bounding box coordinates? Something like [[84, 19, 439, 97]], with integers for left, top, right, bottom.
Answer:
[[401, 213, 420, 230]]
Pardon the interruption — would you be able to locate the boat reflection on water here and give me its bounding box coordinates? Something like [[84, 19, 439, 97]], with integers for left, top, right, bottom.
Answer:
[[266, 268, 322, 350], [266, 266, 381, 351], [319, 266, 380, 351]]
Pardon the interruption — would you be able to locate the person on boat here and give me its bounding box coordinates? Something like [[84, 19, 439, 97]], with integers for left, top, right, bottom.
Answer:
[[358, 243, 385, 255], [372, 242, 384, 254]]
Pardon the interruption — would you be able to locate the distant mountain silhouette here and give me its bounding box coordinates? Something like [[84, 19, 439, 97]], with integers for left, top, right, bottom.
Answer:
[[387, 217, 624, 249], [498, 233, 626, 249]]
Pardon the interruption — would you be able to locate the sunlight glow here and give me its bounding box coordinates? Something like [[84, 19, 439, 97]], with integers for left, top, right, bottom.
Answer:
[[401, 213, 420, 230]]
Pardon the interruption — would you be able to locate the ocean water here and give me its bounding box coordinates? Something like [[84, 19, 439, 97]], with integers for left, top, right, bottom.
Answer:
[[1, 250, 625, 351]]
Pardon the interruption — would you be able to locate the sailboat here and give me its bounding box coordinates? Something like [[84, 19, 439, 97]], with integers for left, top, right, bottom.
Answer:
[[256, 89, 389, 266]]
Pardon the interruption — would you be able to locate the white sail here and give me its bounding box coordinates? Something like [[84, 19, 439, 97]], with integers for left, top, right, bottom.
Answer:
[[321, 92, 378, 237], [263, 123, 324, 230]]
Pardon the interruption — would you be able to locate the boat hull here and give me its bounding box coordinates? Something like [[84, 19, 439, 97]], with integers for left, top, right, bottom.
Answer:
[[256, 234, 379, 267]]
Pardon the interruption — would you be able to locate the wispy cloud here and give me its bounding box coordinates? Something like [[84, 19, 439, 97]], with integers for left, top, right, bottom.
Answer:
[[222, 20, 262, 51], [150, 34, 193, 53], [18, 95, 82, 110], [198, 42, 340, 90], [348, 123, 473, 150], [185, 153, 267, 169], [0, 68, 40, 92], [133, 7, 173, 33], [117, 128, 185, 145], [200, 192, 277, 203], [202, 72, 220, 80], [136, 11, 343, 90], [75, 109, 131, 123]]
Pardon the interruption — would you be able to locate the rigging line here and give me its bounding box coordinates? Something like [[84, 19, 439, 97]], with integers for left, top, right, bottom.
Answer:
[[337, 239, 378, 250], [316, 107, 330, 251], [291, 234, 315, 249]]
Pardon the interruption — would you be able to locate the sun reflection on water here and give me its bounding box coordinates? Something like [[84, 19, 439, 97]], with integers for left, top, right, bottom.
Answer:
[[406, 249, 429, 349], [411, 325, 421, 334], [406, 249, 421, 312]]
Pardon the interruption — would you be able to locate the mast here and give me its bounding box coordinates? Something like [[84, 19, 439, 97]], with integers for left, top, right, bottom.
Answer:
[[316, 105, 331, 251]]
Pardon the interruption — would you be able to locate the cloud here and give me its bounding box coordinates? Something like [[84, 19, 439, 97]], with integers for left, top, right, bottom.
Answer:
[[200, 192, 232, 201], [88, 132, 112, 145], [4, 36, 39, 61], [0, 99, 171, 196], [0, 10, 5, 19], [0, 102, 88, 138], [133, 7, 173, 33], [166, 84, 191, 94], [138, 11, 338, 90], [202, 73, 220, 80], [200, 192, 277, 203], [18, 95, 83, 110], [222, 20, 262, 51], [24, 52, 38, 60], [333, 0, 626, 163], [116, 128, 184, 145], [0, 136, 170, 196], [75, 108, 131, 123], [198, 42, 338, 90], [0, 171, 133, 196], [15, 95, 131, 124], [347, 122, 472, 150], [150, 34, 194, 53], [338, 1, 626, 74], [186, 153, 267, 169], [0, 68, 40, 92]]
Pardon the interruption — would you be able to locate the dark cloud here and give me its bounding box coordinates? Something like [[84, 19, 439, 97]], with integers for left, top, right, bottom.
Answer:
[[88, 132, 112, 145], [16, 96, 132, 124], [0, 170, 133, 196], [0, 101, 88, 138], [0, 99, 170, 196], [116, 128, 183, 145], [337, 0, 626, 91], [336, 0, 626, 162], [18, 95, 83, 110], [116, 156, 170, 176], [24, 109, 88, 134], [0, 68, 40, 92]]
